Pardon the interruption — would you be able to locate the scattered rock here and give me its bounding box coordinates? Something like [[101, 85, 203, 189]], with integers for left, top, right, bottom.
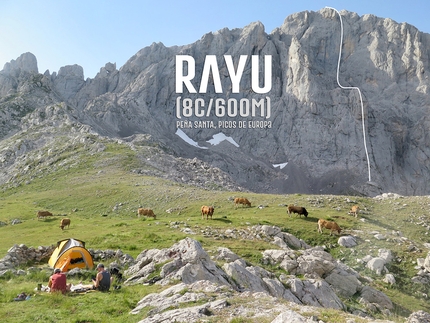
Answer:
[[366, 257, 387, 275], [383, 274, 396, 285], [407, 310, 430, 323], [338, 235, 357, 248]]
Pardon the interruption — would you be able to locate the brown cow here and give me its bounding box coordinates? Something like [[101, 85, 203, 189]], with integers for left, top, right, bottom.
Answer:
[[37, 210, 53, 220], [137, 208, 156, 219], [234, 197, 251, 208], [60, 218, 71, 230], [201, 205, 214, 220], [317, 219, 342, 235], [349, 205, 360, 218], [287, 205, 308, 217]]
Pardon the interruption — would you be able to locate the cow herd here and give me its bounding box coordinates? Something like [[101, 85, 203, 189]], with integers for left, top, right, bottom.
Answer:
[[286, 203, 361, 236], [198, 200, 361, 237], [35, 199, 362, 237], [198, 199, 361, 237]]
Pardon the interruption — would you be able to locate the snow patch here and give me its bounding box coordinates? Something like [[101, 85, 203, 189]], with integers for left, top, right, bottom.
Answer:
[[207, 133, 239, 147], [175, 129, 208, 149], [273, 162, 288, 169]]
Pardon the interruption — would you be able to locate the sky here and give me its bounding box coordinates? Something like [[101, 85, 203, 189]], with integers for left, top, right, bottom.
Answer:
[[1, 0, 430, 79]]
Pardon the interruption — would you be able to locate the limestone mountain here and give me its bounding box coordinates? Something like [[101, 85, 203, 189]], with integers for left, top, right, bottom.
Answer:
[[1, 8, 430, 196]]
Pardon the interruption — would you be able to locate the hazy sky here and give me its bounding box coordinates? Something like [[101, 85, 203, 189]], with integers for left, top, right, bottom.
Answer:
[[1, 0, 430, 78]]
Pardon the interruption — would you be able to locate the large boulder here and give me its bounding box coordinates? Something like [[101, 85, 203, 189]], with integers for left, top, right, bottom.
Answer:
[[295, 248, 337, 277], [284, 277, 346, 310], [276, 232, 311, 250], [338, 235, 357, 248], [359, 286, 394, 311], [125, 237, 233, 288], [324, 270, 362, 298], [222, 259, 272, 294]]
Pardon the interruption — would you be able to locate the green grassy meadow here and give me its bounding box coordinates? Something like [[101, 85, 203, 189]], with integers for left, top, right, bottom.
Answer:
[[0, 142, 429, 322]]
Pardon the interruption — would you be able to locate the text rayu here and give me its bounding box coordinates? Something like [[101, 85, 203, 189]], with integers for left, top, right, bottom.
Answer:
[[176, 55, 272, 94]]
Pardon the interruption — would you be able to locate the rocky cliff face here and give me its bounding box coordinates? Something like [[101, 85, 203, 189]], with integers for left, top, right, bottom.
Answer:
[[1, 8, 430, 196]]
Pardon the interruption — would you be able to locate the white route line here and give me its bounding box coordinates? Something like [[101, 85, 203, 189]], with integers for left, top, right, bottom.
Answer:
[[326, 7, 372, 182]]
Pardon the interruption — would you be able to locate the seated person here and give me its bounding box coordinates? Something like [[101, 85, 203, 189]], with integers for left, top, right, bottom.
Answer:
[[48, 268, 71, 294], [92, 263, 113, 291]]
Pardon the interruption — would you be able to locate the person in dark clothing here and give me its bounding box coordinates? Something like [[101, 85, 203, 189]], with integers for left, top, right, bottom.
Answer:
[[93, 263, 112, 291]]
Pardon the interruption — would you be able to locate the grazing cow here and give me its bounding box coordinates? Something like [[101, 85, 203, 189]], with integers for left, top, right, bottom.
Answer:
[[317, 219, 342, 235], [59, 218, 71, 230], [201, 205, 214, 220], [349, 205, 360, 218], [37, 210, 53, 220], [234, 197, 251, 208], [137, 208, 156, 219], [287, 205, 308, 217]]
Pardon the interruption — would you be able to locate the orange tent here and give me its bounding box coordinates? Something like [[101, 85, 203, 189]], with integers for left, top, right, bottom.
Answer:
[[48, 238, 94, 272]]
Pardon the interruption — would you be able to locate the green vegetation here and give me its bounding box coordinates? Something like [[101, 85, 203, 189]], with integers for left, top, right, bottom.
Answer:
[[0, 141, 429, 322]]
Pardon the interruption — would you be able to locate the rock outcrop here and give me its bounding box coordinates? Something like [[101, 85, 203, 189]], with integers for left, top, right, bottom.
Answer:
[[2, 231, 429, 322], [124, 237, 396, 319]]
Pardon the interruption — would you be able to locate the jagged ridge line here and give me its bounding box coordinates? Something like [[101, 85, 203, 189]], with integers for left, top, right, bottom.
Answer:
[[326, 7, 372, 182]]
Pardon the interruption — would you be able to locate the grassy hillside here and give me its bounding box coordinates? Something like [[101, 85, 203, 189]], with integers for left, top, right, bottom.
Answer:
[[0, 141, 429, 322]]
